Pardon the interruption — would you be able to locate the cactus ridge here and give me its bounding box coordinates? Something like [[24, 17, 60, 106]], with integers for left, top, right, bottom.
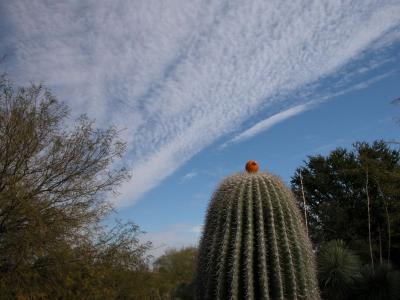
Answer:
[[197, 172, 320, 300]]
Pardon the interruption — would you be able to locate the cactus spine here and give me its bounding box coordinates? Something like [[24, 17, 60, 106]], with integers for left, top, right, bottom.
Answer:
[[197, 162, 320, 299]]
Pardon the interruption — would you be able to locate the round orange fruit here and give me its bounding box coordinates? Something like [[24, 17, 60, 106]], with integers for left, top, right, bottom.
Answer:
[[245, 160, 259, 173]]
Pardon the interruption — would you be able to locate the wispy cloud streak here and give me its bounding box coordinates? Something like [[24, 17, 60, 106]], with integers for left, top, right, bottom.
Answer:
[[227, 69, 397, 145], [224, 103, 313, 147], [179, 171, 198, 183], [1, 1, 400, 206]]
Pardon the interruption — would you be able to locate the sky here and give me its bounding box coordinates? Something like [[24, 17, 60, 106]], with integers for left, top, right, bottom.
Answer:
[[1, 0, 400, 257]]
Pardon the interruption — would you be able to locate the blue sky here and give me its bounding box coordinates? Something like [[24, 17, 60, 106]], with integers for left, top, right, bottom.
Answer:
[[1, 1, 400, 256]]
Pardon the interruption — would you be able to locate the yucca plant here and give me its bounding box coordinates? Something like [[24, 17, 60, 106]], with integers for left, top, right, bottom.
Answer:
[[196, 161, 320, 299], [317, 240, 361, 300]]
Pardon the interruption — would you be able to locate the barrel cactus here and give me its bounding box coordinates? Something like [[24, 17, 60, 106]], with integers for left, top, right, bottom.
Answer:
[[197, 161, 320, 299]]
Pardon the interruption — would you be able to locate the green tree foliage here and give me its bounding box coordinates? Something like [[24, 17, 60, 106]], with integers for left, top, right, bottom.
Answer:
[[291, 141, 400, 266], [153, 247, 197, 299], [351, 263, 400, 300], [0, 77, 153, 299]]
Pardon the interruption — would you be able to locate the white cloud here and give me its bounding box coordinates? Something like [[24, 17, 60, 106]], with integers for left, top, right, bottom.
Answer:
[[189, 225, 203, 233], [225, 103, 313, 146], [312, 139, 347, 155], [141, 224, 202, 258], [2, 1, 400, 206], [225, 70, 396, 146], [179, 171, 198, 183]]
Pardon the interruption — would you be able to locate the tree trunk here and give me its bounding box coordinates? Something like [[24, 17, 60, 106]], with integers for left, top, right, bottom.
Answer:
[[375, 180, 391, 262], [366, 170, 374, 270], [377, 182, 391, 262], [299, 171, 309, 236], [385, 203, 391, 262], [379, 225, 383, 264]]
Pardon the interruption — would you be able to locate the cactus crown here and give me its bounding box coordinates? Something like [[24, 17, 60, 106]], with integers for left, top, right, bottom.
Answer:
[[197, 163, 320, 300]]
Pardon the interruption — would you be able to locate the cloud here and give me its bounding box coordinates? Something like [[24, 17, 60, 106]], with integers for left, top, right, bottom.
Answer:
[[311, 139, 347, 155], [179, 171, 198, 183], [141, 224, 202, 258], [189, 225, 203, 233], [224, 103, 313, 146], [225, 70, 397, 146], [1, 1, 400, 206]]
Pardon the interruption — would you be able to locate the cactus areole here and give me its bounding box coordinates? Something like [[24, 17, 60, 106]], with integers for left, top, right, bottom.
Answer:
[[196, 162, 320, 300]]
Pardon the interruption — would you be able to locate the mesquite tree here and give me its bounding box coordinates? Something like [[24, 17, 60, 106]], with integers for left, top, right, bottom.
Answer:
[[0, 77, 134, 296]]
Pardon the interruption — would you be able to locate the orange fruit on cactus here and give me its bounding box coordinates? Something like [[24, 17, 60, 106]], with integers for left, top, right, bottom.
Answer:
[[245, 160, 259, 173]]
